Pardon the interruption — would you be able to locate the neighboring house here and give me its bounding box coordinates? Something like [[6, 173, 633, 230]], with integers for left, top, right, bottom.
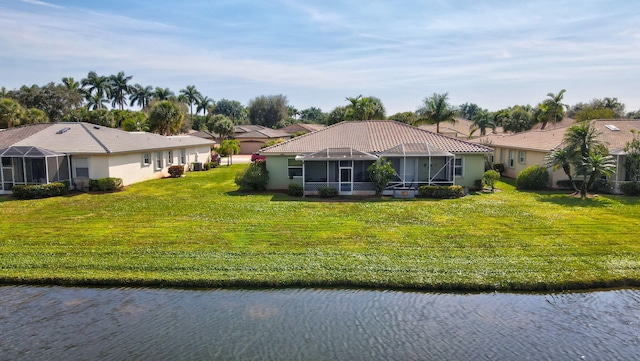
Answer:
[[418, 118, 504, 139], [0, 122, 215, 194], [189, 129, 219, 142], [259, 120, 493, 196], [475, 119, 640, 193], [234, 125, 291, 154], [279, 123, 326, 135]]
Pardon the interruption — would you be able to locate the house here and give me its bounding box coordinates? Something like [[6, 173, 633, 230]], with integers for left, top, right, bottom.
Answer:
[[279, 123, 326, 136], [234, 125, 291, 154], [474, 119, 640, 192], [0, 122, 215, 194], [418, 117, 504, 139], [258, 120, 493, 196]]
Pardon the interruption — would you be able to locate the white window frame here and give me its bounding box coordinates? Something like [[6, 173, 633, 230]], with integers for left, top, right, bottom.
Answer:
[[454, 157, 464, 177], [287, 158, 303, 178], [142, 152, 151, 166], [167, 150, 174, 165], [74, 157, 89, 178], [518, 151, 525, 164], [180, 149, 186, 165], [508, 150, 515, 168], [155, 151, 163, 170]]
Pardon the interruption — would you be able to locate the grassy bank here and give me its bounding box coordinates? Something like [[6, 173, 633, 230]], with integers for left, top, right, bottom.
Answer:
[[1, 165, 639, 291]]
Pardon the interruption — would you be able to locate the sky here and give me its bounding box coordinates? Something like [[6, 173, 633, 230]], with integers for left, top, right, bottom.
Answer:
[[1, 0, 640, 115]]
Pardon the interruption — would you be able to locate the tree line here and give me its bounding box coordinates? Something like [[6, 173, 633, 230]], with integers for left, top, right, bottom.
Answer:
[[2, 71, 639, 136]]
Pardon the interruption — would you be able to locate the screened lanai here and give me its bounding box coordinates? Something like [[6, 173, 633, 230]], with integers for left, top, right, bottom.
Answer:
[[0, 146, 71, 193], [380, 143, 456, 190]]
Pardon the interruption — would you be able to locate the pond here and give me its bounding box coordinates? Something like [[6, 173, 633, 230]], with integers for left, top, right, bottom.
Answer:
[[1, 286, 638, 360]]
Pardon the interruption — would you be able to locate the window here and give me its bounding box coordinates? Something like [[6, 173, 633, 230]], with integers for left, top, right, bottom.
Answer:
[[454, 157, 464, 177], [155, 151, 163, 170], [75, 157, 89, 178], [508, 150, 515, 168], [180, 149, 186, 165], [288, 158, 303, 178], [142, 152, 151, 166], [167, 150, 174, 165], [518, 151, 525, 164]]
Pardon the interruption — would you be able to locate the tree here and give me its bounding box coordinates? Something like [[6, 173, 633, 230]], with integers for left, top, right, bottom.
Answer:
[[544, 148, 578, 193], [415, 92, 456, 133], [81, 71, 109, 110], [574, 107, 616, 122], [148, 100, 184, 135], [0, 98, 25, 128], [469, 110, 496, 136], [129, 84, 154, 109], [326, 106, 349, 125], [388, 111, 417, 124], [299, 107, 326, 123], [211, 116, 235, 140], [562, 121, 609, 198], [623, 131, 640, 182], [62, 77, 81, 92], [7, 83, 82, 122], [23, 108, 49, 124], [109, 71, 133, 110], [537, 89, 566, 129], [248, 94, 289, 128], [482, 169, 500, 192], [196, 95, 214, 116], [287, 105, 299, 119], [503, 106, 534, 133], [86, 93, 108, 110], [367, 157, 395, 195], [214, 99, 247, 124], [457, 102, 482, 120], [218, 139, 240, 165], [576, 153, 616, 196], [180, 85, 201, 118], [344, 95, 386, 120], [153, 87, 175, 101]]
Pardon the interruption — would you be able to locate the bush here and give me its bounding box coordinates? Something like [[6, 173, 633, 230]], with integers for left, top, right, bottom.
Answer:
[[516, 165, 549, 190], [89, 177, 123, 192], [11, 182, 69, 199], [493, 163, 505, 175], [620, 182, 640, 196], [235, 161, 269, 191], [473, 179, 484, 191], [207, 162, 219, 169], [482, 170, 501, 191], [417, 185, 465, 199], [168, 165, 185, 178], [318, 186, 338, 198], [288, 183, 303, 197]]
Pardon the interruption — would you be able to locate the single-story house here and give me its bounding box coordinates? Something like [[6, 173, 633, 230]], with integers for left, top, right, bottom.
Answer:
[[234, 125, 291, 154], [0, 122, 215, 194], [258, 120, 493, 196], [279, 123, 326, 135], [474, 119, 640, 193]]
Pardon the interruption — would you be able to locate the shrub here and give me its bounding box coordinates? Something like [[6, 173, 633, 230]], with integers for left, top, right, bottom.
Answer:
[[288, 183, 303, 197], [620, 182, 640, 196], [473, 179, 484, 191], [493, 163, 505, 175], [168, 165, 185, 178], [235, 161, 269, 191], [207, 162, 219, 169], [367, 158, 395, 195], [11, 182, 69, 199], [417, 185, 465, 199], [318, 186, 338, 198], [482, 170, 501, 191], [516, 165, 549, 190], [90, 177, 123, 192]]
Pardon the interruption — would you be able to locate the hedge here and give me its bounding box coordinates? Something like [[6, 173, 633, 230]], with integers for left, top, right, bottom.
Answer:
[[620, 182, 640, 196], [516, 165, 549, 190], [417, 185, 465, 199], [11, 182, 69, 199], [89, 177, 123, 192], [288, 183, 304, 197], [318, 186, 338, 198]]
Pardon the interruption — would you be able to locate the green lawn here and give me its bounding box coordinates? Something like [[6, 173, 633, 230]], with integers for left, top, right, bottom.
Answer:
[[1, 164, 639, 291]]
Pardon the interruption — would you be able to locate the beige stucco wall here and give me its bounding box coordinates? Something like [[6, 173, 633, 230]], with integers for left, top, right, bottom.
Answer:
[[493, 146, 568, 187]]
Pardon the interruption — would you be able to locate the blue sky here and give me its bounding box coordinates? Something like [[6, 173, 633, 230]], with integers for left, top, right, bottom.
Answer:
[[1, 0, 640, 114]]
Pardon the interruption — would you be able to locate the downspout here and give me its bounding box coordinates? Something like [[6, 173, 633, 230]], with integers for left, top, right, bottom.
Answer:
[[44, 156, 50, 184], [67, 155, 72, 183], [302, 159, 306, 197]]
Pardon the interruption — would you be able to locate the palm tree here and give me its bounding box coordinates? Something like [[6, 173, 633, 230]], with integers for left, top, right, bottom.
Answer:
[[81, 71, 109, 109], [109, 71, 133, 110], [179, 85, 200, 117], [62, 77, 80, 91], [344, 95, 386, 120], [148, 100, 184, 136], [129, 84, 154, 109], [469, 110, 496, 136], [85, 93, 108, 110], [153, 87, 174, 101], [544, 148, 578, 193], [538, 89, 566, 129], [561, 121, 610, 198], [196, 95, 214, 116], [218, 139, 240, 166], [415, 92, 456, 133], [577, 153, 617, 198]]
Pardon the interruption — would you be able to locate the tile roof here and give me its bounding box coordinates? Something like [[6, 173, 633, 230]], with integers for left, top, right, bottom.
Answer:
[[418, 118, 504, 138], [235, 128, 290, 139], [0, 122, 214, 154], [260, 120, 492, 155], [280, 123, 326, 134]]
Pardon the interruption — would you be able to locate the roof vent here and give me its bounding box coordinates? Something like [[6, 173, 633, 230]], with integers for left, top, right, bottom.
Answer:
[[56, 127, 71, 134], [94, 125, 100, 129], [605, 124, 620, 131]]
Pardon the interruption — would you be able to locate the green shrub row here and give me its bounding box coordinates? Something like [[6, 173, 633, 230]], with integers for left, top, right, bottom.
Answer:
[[89, 177, 123, 192], [620, 181, 640, 196], [417, 185, 465, 199], [288, 183, 304, 197], [318, 186, 338, 198], [168, 165, 185, 178], [12, 182, 69, 199], [516, 165, 549, 190]]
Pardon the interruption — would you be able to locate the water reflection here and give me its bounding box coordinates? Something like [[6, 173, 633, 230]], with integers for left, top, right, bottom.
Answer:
[[0, 286, 638, 360]]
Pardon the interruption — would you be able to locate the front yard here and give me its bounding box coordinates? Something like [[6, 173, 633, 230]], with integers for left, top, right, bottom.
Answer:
[[1, 164, 639, 291]]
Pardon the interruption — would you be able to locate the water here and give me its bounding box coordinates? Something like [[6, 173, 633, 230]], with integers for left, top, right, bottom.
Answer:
[[0, 286, 638, 360]]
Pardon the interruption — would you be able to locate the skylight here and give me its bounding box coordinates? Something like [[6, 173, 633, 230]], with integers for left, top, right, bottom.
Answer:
[[56, 127, 71, 134], [605, 124, 620, 131]]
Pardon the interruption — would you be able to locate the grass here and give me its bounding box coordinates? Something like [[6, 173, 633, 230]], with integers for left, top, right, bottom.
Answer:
[[1, 165, 639, 291]]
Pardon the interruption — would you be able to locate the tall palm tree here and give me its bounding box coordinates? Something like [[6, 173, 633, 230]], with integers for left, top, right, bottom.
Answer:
[[544, 147, 578, 193], [62, 77, 80, 91], [81, 71, 109, 109], [538, 89, 566, 129], [109, 71, 133, 110], [129, 84, 154, 109], [196, 95, 214, 116], [179, 85, 201, 117], [415, 92, 456, 133], [469, 110, 496, 136], [562, 121, 610, 198], [153, 87, 174, 101], [85, 93, 108, 110], [148, 100, 184, 136]]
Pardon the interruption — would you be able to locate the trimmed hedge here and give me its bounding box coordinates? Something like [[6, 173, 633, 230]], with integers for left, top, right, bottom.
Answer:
[[620, 182, 640, 196], [89, 177, 123, 192], [516, 165, 549, 190], [417, 185, 465, 199], [288, 183, 303, 197], [235, 161, 269, 191], [11, 182, 69, 199], [168, 165, 185, 178], [318, 186, 338, 198]]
